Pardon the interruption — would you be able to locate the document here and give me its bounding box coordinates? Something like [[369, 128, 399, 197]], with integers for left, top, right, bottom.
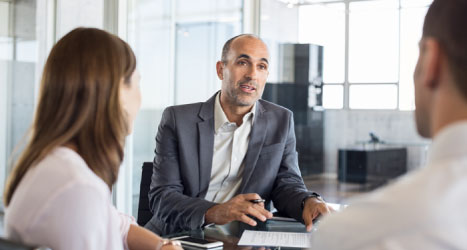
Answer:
[[237, 230, 312, 248]]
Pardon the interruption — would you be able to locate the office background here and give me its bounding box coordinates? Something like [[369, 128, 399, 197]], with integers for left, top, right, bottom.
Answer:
[[0, 0, 431, 219]]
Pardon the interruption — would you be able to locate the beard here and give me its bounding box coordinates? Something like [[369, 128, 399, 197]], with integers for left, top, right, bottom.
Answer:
[[223, 79, 261, 107]]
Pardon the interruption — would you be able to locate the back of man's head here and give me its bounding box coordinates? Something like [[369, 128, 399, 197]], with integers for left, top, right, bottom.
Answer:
[[423, 0, 467, 99]]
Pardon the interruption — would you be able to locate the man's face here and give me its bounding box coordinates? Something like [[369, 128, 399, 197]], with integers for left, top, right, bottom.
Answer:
[[413, 39, 432, 138], [217, 36, 270, 107]]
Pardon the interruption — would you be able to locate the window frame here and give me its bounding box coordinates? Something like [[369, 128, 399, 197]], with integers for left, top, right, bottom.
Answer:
[[297, 0, 430, 111]]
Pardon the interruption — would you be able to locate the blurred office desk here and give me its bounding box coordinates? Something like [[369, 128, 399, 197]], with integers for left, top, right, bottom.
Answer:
[[167, 220, 311, 250]]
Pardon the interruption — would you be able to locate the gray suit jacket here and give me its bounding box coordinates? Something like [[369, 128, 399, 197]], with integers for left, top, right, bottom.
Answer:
[[146, 93, 315, 235]]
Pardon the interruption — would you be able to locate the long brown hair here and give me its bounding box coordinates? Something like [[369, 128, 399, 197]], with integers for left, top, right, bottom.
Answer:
[[4, 27, 136, 205]]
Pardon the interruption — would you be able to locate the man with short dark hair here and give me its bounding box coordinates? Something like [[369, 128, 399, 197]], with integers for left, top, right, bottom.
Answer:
[[312, 0, 467, 248], [146, 34, 332, 235]]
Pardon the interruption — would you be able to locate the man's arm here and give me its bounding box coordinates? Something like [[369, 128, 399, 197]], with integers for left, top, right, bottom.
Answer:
[[270, 112, 322, 221], [148, 107, 216, 234]]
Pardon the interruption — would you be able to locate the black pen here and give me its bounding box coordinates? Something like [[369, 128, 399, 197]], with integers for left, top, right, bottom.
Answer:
[[250, 199, 266, 203]]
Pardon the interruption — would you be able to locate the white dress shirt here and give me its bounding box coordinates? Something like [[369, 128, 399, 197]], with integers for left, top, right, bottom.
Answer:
[[312, 121, 467, 250], [204, 92, 256, 203], [5, 147, 135, 250]]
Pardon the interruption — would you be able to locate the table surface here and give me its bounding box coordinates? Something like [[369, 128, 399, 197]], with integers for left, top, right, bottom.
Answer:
[[166, 219, 317, 250]]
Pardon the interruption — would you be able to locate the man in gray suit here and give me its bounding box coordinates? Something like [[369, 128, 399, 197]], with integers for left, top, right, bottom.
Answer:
[[146, 34, 332, 235]]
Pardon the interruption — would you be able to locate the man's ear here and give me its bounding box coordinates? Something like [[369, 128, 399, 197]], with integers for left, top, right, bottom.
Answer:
[[421, 38, 442, 89], [216, 61, 224, 80]]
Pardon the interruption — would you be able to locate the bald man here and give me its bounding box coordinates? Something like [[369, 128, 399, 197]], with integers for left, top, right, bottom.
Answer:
[[146, 34, 332, 235]]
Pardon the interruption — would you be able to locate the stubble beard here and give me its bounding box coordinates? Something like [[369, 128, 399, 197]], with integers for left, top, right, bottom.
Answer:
[[225, 80, 259, 107], [230, 91, 254, 106]]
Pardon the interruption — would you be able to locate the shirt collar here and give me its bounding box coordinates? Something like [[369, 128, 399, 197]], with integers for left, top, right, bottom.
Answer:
[[214, 92, 256, 132], [427, 121, 467, 165]]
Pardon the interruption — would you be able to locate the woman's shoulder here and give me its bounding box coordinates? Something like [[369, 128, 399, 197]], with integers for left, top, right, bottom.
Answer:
[[36, 147, 108, 189], [5, 147, 113, 243], [7, 146, 111, 210], [7, 147, 109, 212]]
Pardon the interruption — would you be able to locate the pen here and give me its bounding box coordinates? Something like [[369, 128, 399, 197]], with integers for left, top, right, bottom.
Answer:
[[250, 199, 266, 203]]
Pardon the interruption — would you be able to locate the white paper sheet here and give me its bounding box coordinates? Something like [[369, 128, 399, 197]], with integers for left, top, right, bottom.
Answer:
[[237, 230, 312, 248]]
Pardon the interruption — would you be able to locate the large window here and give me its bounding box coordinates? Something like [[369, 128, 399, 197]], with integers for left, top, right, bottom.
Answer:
[[299, 0, 432, 110], [298, 2, 345, 108]]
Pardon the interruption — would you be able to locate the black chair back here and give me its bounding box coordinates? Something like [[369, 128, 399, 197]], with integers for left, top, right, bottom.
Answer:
[[137, 162, 154, 226]]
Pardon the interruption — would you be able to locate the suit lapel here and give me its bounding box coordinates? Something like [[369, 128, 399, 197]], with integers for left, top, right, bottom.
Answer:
[[239, 101, 268, 193], [197, 93, 217, 197]]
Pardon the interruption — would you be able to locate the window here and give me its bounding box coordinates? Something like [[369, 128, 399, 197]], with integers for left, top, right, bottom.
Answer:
[[299, 0, 431, 110], [322, 85, 344, 109], [299, 3, 345, 109], [349, 0, 399, 83], [349, 84, 397, 109], [299, 3, 345, 84], [399, 0, 432, 110]]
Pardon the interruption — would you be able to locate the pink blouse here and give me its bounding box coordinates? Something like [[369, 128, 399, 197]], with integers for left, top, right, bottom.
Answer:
[[5, 147, 135, 250]]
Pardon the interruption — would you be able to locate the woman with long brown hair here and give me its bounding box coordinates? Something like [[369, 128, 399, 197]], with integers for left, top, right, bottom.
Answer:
[[4, 28, 181, 250]]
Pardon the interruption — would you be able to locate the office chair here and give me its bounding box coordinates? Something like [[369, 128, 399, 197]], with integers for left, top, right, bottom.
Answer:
[[0, 237, 50, 250], [137, 162, 154, 226]]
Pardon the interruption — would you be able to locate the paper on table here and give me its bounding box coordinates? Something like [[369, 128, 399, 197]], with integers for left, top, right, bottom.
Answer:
[[238, 230, 312, 248]]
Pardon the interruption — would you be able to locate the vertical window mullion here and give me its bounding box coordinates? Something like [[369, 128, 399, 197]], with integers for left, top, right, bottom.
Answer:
[[397, 0, 401, 110], [344, 0, 350, 110]]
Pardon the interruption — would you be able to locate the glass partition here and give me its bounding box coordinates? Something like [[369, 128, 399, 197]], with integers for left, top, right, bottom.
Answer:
[[0, 0, 38, 207]]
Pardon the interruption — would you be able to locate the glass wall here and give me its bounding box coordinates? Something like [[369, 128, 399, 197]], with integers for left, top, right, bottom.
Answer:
[[0, 0, 38, 207], [0, 1, 11, 201], [127, 0, 242, 218], [175, 0, 243, 104]]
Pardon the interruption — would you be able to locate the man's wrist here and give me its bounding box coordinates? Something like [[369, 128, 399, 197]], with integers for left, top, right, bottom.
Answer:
[[204, 203, 219, 225], [201, 213, 216, 228], [301, 192, 322, 209]]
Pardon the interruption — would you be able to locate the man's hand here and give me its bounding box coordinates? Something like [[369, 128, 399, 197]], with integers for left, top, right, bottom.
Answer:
[[302, 197, 334, 231], [205, 193, 273, 226]]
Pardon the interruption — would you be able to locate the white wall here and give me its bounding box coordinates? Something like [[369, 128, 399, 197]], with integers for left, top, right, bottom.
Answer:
[[323, 109, 431, 174]]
